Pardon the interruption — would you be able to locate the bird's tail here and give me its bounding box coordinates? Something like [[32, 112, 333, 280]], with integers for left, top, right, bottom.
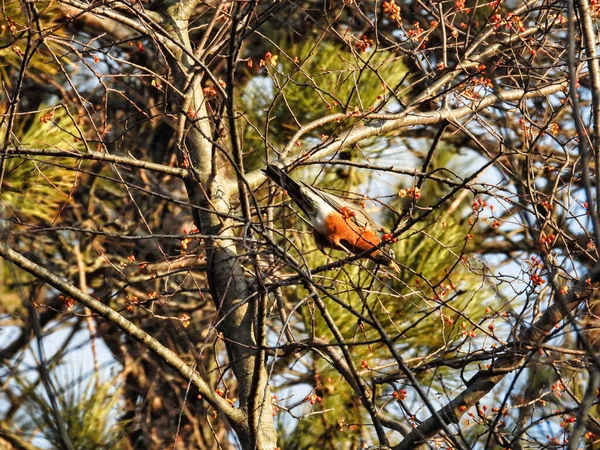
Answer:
[[263, 164, 316, 218]]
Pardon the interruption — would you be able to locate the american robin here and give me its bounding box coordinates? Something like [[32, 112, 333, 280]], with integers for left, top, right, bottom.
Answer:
[[264, 164, 399, 272]]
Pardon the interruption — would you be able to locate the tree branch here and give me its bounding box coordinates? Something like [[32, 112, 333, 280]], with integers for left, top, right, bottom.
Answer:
[[2, 147, 189, 178], [245, 81, 568, 189], [393, 262, 600, 449], [0, 242, 244, 425]]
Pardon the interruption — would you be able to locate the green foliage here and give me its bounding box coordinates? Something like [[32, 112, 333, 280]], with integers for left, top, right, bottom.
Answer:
[[277, 150, 493, 359], [271, 146, 496, 446], [300, 213, 491, 361], [0, 108, 84, 315], [276, 213, 492, 447], [0, 260, 30, 315], [241, 40, 406, 167], [278, 390, 365, 450], [18, 375, 126, 450], [1, 107, 83, 224], [390, 218, 490, 349], [0, 0, 65, 85]]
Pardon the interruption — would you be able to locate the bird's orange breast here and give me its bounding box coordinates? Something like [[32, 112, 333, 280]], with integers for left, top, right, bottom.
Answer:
[[321, 212, 382, 259]]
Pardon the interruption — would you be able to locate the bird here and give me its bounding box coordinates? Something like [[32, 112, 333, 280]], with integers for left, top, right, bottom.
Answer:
[[263, 164, 400, 272]]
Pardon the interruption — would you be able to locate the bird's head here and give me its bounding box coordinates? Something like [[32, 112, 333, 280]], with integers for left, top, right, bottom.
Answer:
[[372, 248, 400, 273]]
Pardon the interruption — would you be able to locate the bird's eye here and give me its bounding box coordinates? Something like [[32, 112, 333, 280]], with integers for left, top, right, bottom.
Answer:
[[388, 249, 395, 259]]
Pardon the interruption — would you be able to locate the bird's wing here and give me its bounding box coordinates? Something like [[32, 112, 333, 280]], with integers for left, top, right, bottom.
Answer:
[[264, 164, 320, 219], [264, 163, 382, 233], [300, 181, 380, 232]]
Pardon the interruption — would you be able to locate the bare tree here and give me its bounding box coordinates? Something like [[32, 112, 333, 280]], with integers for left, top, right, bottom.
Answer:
[[1, 0, 600, 449]]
